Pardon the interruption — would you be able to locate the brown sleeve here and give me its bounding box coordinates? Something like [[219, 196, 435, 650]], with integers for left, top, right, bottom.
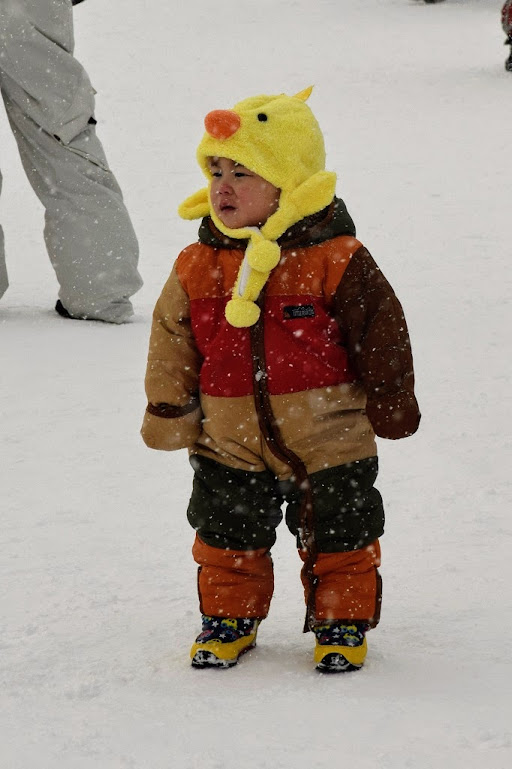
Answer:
[[141, 265, 203, 451], [334, 246, 421, 440]]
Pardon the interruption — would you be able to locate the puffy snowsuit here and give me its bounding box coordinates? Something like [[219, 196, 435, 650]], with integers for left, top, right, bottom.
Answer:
[[142, 89, 420, 629], [0, 0, 142, 322], [142, 202, 420, 628]]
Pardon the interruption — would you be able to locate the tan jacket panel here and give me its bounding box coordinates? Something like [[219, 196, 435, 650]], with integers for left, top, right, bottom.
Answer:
[[141, 267, 203, 450], [272, 383, 377, 474], [142, 408, 202, 452], [192, 384, 376, 477]]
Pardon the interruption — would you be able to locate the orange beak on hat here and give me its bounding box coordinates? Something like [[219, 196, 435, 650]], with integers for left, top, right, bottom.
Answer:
[[204, 110, 241, 140]]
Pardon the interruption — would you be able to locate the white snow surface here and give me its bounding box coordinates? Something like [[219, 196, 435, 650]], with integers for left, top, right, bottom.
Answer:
[[1, 1, 511, 767]]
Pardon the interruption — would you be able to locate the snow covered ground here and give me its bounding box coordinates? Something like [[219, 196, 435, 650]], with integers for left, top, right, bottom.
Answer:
[[1, 0, 511, 767]]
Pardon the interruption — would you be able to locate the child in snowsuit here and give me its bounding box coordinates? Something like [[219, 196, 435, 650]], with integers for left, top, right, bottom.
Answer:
[[502, 1, 512, 71], [141, 87, 420, 672]]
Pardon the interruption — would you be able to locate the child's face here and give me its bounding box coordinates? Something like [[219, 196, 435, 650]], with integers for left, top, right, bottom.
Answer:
[[208, 157, 280, 229]]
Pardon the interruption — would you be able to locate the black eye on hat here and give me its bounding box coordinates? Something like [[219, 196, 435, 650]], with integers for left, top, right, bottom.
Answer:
[[257, 113, 268, 122]]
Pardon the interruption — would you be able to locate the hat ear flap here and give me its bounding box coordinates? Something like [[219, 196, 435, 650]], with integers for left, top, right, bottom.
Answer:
[[261, 170, 336, 240], [288, 171, 337, 219], [178, 188, 210, 220]]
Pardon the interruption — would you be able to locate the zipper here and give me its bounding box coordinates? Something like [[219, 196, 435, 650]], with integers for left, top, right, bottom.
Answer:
[[249, 293, 318, 632]]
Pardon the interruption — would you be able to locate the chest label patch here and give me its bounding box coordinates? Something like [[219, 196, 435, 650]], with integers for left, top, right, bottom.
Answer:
[[283, 304, 316, 320]]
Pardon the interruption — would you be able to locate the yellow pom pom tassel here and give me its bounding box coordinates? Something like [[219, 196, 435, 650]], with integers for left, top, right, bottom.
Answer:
[[225, 298, 261, 328], [241, 268, 270, 302], [224, 238, 281, 328], [247, 241, 281, 273]]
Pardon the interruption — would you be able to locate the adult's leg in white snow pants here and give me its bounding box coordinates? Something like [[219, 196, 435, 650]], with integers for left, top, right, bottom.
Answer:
[[0, 0, 142, 323], [0, 170, 7, 300]]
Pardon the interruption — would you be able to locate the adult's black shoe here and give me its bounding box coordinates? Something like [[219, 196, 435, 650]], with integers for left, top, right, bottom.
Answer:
[[55, 299, 75, 319]]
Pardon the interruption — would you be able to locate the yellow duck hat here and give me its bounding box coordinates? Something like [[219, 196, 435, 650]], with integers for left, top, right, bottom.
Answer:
[[178, 87, 337, 328]]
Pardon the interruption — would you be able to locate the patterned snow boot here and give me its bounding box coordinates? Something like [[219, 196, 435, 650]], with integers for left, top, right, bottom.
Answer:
[[190, 616, 260, 668], [313, 622, 368, 673]]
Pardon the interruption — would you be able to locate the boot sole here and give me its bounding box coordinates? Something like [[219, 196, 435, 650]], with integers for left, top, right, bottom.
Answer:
[[316, 652, 363, 673], [191, 642, 256, 669]]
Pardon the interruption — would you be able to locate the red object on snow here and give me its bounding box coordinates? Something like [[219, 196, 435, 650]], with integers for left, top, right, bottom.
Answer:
[[502, 1, 512, 37]]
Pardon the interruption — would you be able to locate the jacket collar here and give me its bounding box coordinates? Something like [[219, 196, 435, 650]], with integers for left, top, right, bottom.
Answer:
[[197, 197, 355, 250]]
